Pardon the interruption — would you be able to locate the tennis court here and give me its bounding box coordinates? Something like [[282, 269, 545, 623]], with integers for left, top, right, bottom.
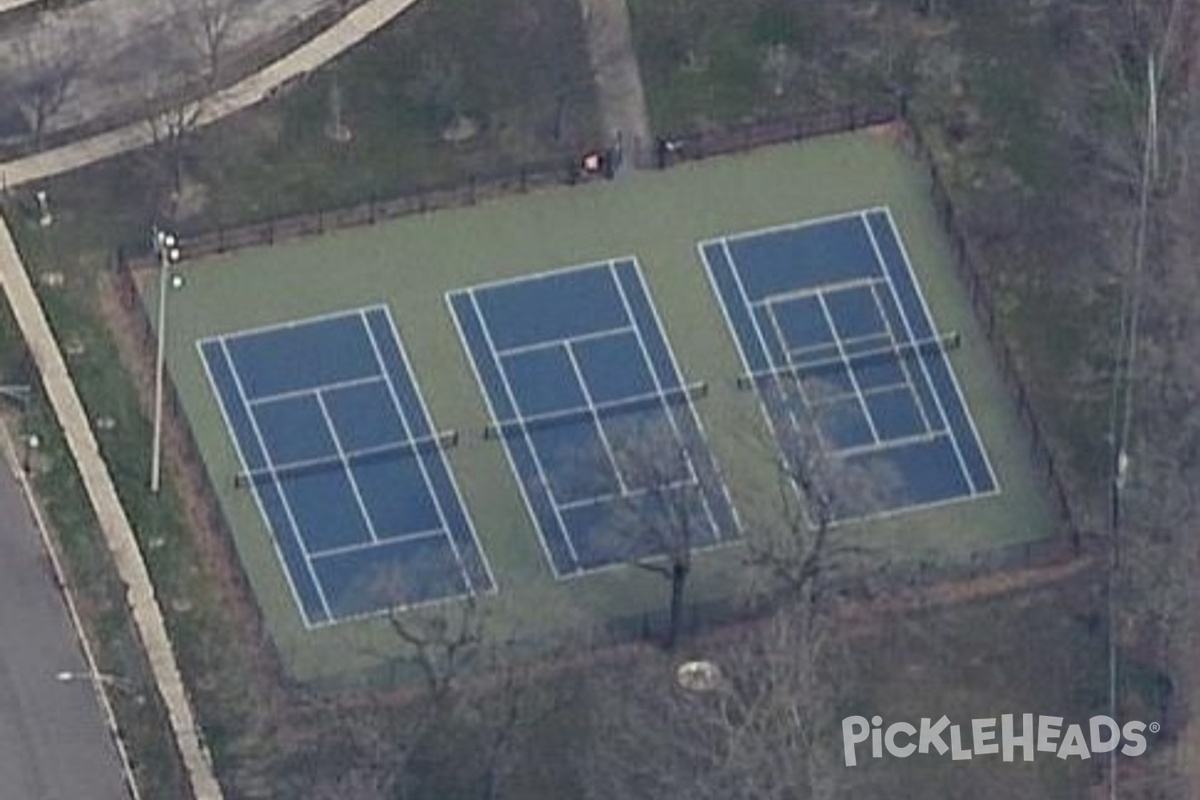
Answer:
[[701, 207, 998, 520], [448, 258, 739, 577], [198, 305, 494, 626]]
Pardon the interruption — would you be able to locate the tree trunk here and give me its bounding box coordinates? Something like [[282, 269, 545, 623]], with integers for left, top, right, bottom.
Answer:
[[666, 561, 688, 650]]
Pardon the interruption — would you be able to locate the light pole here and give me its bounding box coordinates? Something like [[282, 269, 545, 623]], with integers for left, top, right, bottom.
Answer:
[[150, 227, 180, 494]]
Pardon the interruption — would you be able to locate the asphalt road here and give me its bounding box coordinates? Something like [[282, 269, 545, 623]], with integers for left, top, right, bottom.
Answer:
[[0, 451, 128, 800]]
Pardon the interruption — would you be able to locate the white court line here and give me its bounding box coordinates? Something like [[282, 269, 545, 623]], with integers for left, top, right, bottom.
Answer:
[[218, 337, 335, 623], [786, 331, 889, 362], [242, 436, 418, 479], [834, 430, 947, 459], [378, 306, 499, 595], [750, 274, 885, 309], [867, 282, 935, 433], [458, 255, 628, 294], [359, 311, 474, 592], [496, 325, 636, 358], [315, 392, 379, 543], [759, 280, 829, 456], [698, 206, 871, 250], [195, 339, 317, 629], [444, 290, 564, 579], [466, 289, 583, 571], [247, 374, 385, 407], [557, 477, 699, 512], [815, 291, 881, 444], [609, 260, 721, 541], [717, 238, 819, 482], [197, 302, 390, 343], [862, 215, 975, 493], [309, 528, 445, 561], [876, 208, 1001, 495], [492, 385, 700, 434], [564, 341, 628, 494], [806, 379, 925, 409], [763, 300, 817, 411]]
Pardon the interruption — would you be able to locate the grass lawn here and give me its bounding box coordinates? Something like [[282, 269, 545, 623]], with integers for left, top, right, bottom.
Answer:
[[626, 0, 902, 134], [182, 0, 599, 228], [21, 0, 600, 258], [838, 571, 1107, 797], [144, 128, 1059, 682]]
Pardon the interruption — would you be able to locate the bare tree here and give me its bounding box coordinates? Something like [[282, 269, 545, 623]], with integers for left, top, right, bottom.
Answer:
[[583, 595, 847, 800], [175, 0, 248, 86], [8, 18, 84, 145], [387, 595, 486, 702], [583, 418, 719, 650], [141, 87, 205, 215], [737, 368, 897, 609]]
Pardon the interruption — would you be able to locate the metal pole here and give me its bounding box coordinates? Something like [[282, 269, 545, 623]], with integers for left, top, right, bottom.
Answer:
[[150, 229, 178, 494]]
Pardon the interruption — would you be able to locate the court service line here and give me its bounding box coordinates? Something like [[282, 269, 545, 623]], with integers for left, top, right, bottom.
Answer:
[[861, 216, 975, 493], [314, 392, 379, 543], [785, 330, 890, 362], [308, 528, 445, 561], [750, 274, 884, 308], [218, 338, 335, 622], [806, 380, 930, 410], [557, 477, 699, 513], [835, 430, 947, 460], [247, 374, 384, 407]]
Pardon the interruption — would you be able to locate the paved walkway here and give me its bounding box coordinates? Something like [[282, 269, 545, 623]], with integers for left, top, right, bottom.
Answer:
[[0, 0, 37, 14], [578, 0, 652, 167], [0, 0, 334, 137], [1, 0, 422, 189], [0, 219, 222, 798], [0, 2, 426, 796]]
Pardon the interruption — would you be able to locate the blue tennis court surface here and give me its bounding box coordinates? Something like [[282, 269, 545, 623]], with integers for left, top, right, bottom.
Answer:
[[199, 305, 494, 626], [700, 207, 998, 521], [449, 259, 739, 577]]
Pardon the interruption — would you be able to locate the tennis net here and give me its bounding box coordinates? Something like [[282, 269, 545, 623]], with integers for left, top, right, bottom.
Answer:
[[484, 381, 707, 440], [233, 430, 459, 488], [736, 331, 960, 390]]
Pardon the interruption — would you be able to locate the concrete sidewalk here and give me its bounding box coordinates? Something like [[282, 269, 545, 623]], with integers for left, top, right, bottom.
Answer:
[[0, 217, 222, 798], [0, 0, 37, 14], [0, 1, 426, 796], [1, 0, 422, 189]]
